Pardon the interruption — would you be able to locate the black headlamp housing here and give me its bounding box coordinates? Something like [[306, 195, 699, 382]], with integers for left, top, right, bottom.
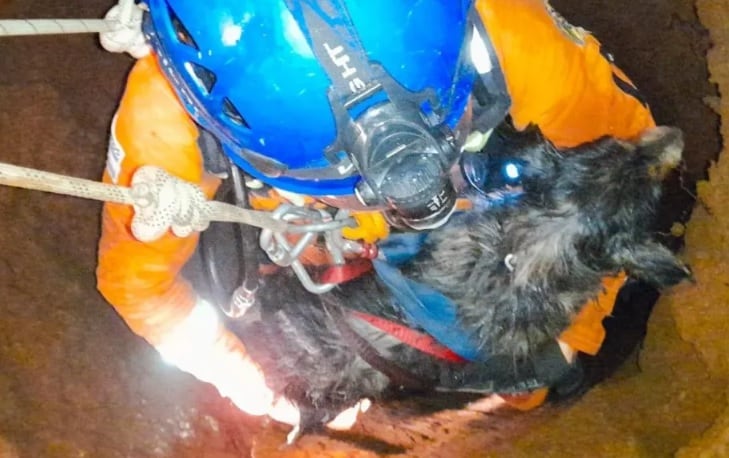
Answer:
[[348, 102, 459, 229], [285, 0, 511, 229]]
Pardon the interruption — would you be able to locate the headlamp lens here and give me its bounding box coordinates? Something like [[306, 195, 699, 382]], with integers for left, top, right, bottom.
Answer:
[[354, 114, 458, 230], [379, 153, 441, 201]]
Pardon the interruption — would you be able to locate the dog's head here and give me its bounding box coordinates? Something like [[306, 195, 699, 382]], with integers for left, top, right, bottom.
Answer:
[[516, 124, 689, 288], [411, 124, 691, 358]]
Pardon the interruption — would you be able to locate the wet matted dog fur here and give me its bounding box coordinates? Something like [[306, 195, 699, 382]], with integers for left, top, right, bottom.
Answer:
[[227, 123, 691, 431]]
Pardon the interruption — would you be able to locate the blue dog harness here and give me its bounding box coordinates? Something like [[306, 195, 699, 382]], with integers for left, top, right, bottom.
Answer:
[[374, 232, 484, 362]]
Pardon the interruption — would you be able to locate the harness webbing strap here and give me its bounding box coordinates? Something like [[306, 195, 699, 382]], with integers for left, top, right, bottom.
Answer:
[[325, 302, 432, 391], [350, 311, 466, 363], [283, 0, 380, 104]]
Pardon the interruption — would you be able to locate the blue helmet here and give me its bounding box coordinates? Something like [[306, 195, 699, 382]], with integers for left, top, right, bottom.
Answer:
[[144, 0, 509, 228]]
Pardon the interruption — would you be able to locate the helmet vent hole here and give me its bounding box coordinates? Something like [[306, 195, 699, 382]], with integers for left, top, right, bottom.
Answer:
[[186, 63, 216, 94], [168, 6, 198, 50], [222, 98, 250, 129]]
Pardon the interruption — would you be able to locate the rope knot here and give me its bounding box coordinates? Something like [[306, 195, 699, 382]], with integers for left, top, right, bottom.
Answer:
[[130, 166, 211, 242], [99, 0, 150, 58]]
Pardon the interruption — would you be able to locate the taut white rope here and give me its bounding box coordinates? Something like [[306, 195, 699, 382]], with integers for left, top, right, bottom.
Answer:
[[0, 161, 289, 237], [0, 19, 114, 36], [0, 0, 150, 58]]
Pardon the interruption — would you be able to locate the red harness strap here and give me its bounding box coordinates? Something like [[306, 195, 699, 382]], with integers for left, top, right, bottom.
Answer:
[[261, 252, 466, 364], [350, 311, 467, 363]]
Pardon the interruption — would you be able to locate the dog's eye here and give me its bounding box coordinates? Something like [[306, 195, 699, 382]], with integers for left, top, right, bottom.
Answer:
[[460, 153, 526, 203], [502, 161, 522, 183]]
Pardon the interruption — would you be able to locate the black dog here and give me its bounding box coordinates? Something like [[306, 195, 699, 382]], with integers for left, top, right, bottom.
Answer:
[[227, 123, 690, 435]]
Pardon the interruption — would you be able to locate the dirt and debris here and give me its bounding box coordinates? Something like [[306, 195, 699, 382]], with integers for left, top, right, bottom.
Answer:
[[0, 0, 725, 456]]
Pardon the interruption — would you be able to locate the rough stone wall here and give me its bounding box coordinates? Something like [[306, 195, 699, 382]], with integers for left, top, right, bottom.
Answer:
[[675, 1, 729, 455]]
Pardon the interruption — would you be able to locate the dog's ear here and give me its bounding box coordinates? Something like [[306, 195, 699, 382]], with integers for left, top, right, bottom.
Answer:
[[636, 126, 685, 177], [616, 241, 692, 288]]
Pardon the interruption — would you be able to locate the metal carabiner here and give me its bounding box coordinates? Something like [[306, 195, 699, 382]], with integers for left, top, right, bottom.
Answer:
[[259, 203, 360, 294]]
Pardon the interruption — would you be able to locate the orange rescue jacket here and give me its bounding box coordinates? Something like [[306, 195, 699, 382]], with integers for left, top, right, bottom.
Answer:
[[97, 0, 654, 391]]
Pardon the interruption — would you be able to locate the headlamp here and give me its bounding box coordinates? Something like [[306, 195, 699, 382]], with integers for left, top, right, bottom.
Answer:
[[347, 103, 459, 230], [285, 0, 510, 227]]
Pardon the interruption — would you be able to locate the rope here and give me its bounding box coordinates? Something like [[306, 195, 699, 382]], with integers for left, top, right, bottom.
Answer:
[[0, 19, 114, 36], [0, 161, 289, 234], [0, 3, 317, 241], [0, 0, 136, 37], [1, 1, 150, 57]]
